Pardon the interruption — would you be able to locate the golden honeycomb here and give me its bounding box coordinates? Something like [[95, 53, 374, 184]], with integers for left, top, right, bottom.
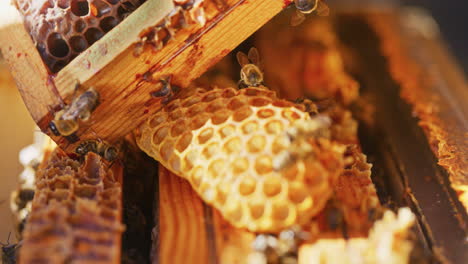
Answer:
[[13, 0, 144, 72], [135, 86, 346, 232], [19, 150, 124, 263]]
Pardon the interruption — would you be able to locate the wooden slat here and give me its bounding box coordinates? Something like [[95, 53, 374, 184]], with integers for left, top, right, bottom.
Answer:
[[157, 166, 255, 264], [0, 0, 293, 153], [158, 166, 211, 264], [0, 3, 60, 122]]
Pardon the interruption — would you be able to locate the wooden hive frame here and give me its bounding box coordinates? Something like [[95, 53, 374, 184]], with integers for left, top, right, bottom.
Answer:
[[0, 0, 293, 152]]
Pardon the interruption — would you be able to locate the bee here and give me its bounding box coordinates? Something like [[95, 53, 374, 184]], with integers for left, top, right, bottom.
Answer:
[[150, 75, 180, 104], [1, 233, 21, 264], [273, 116, 332, 171], [249, 227, 308, 264], [49, 85, 100, 137], [236, 47, 264, 88], [291, 0, 329, 27], [75, 140, 119, 162]]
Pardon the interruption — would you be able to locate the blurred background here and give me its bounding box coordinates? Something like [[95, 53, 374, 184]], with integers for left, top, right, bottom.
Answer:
[[0, 0, 466, 247]]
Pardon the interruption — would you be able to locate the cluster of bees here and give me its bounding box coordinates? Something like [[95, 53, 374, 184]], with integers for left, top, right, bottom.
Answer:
[[48, 84, 118, 162], [248, 226, 309, 264]]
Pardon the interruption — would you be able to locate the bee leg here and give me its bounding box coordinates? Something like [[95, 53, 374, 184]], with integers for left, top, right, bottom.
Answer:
[[237, 80, 248, 89]]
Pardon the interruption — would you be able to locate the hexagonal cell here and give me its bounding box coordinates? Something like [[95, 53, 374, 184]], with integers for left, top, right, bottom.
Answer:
[[74, 19, 87, 33], [205, 99, 225, 113], [241, 120, 258, 134], [170, 119, 187, 137], [232, 107, 253, 122], [149, 112, 168, 128], [165, 100, 181, 113], [238, 177, 256, 196], [202, 142, 219, 159], [249, 97, 272, 107], [219, 124, 235, 138], [248, 201, 264, 219], [208, 159, 225, 178], [288, 182, 308, 204], [211, 109, 231, 125], [255, 155, 273, 175], [223, 137, 241, 154], [224, 199, 242, 222], [184, 149, 198, 171], [282, 109, 301, 122], [175, 131, 192, 153], [265, 120, 284, 134], [182, 96, 202, 108], [262, 177, 282, 197], [257, 108, 275, 119], [71, 0, 90, 16], [159, 140, 175, 161], [100, 16, 119, 32], [84, 27, 104, 45], [247, 135, 266, 153], [227, 97, 246, 111], [216, 185, 228, 205], [272, 203, 289, 221], [189, 113, 210, 130], [168, 155, 181, 172], [222, 88, 236, 98], [69, 35, 87, 52], [201, 91, 221, 102], [91, 0, 111, 18], [47, 33, 70, 58], [198, 127, 214, 144], [152, 125, 169, 145], [186, 103, 205, 118], [230, 158, 249, 174], [190, 167, 204, 187]]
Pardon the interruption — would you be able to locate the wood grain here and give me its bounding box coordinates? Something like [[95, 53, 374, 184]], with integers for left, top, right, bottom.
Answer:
[[157, 166, 254, 264], [0, 3, 60, 122], [0, 0, 293, 153]]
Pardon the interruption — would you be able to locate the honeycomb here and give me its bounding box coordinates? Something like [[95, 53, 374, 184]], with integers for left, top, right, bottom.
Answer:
[[308, 145, 380, 239], [19, 150, 124, 263], [299, 208, 416, 264], [13, 0, 145, 73], [135, 86, 346, 232], [256, 17, 359, 105]]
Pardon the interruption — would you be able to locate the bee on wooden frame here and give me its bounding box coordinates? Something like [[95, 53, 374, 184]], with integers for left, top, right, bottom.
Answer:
[[49, 83, 100, 138], [150, 75, 180, 104], [291, 0, 329, 27], [75, 139, 119, 162], [236, 47, 264, 88]]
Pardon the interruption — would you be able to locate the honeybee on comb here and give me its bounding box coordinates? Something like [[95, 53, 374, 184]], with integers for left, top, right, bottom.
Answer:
[[75, 139, 119, 162], [237, 47, 265, 89], [49, 84, 100, 138]]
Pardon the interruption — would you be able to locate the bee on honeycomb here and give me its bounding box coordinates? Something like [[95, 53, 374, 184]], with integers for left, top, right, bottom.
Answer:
[[135, 86, 346, 232], [13, 0, 145, 73]]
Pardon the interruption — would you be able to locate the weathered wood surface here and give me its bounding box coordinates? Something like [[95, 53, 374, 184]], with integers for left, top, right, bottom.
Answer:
[[0, 0, 293, 153]]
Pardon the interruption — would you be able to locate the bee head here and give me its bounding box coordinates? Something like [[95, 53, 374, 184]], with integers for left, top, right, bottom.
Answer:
[[241, 64, 263, 86], [104, 146, 119, 161], [49, 121, 60, 136]]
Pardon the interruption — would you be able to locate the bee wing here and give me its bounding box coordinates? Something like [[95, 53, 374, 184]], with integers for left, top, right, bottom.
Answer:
[[236, 51, 250, 67], [316, 0, 330, 16], [290, 9, 306, 27], [247, 47, 260, 66]]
